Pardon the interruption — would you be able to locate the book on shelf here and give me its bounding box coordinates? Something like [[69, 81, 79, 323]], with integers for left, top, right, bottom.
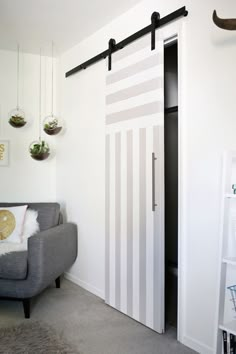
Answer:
[[230, 333, 236, 354], [222, 331, 236, 354], [223, 330, 227, 354]]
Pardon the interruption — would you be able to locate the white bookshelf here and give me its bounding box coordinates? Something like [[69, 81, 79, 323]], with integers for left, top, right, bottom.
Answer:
[[216, 151, 236, 354]]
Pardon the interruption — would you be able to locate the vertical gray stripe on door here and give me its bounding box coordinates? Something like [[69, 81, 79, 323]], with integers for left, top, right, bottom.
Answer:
[[153, 126, 159, 330], [139, 128, 146, 324], [127, 130, 133, 317], [105, 135, 110, 303], [115, 132, 121, 310]]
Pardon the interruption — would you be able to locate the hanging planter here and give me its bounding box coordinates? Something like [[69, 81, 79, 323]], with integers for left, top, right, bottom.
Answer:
[[43, 41, 62, 136], [29, 140, 50, 161], [29, 49, 50, 161], [8, 108, 26, 128], [43, 116, 62, 135], [9, 45, 27, 128]]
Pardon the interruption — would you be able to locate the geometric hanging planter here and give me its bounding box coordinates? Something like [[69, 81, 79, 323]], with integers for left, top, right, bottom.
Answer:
[[9, 44, 27, 128], [43, 115, 62, 135], [29, 140, 50, 161]]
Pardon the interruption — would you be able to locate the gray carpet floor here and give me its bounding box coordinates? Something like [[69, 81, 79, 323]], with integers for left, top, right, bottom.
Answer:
[[0, 279, 197, 354], [0, 321, 78, 354]]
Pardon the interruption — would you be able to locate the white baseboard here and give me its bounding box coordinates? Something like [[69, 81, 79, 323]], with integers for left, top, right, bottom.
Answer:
[[183, 335, 213, 354], [64, 272, 105, 300]]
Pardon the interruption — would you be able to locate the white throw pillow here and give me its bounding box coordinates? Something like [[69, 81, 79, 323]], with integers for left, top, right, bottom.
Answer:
[[0, 205, 28, 244], [22, 209, 40, 244]]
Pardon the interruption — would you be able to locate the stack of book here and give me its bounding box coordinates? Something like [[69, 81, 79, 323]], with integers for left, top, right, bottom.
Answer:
[[223, 331, 236, 353]]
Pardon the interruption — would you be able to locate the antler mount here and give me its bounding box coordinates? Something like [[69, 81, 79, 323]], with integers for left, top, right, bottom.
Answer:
[[213, 10, 236, 30]]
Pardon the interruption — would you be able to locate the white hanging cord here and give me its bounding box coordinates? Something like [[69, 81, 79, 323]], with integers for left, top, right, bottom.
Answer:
[[16, 44, 20, 110], [51, 41, 54, 117], [39, 48, 42, 141]]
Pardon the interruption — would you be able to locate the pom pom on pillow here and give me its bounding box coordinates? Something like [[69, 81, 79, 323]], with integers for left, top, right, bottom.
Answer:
[[22, 209, 39, 243]]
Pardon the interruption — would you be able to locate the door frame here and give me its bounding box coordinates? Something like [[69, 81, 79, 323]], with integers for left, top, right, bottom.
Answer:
[[162, 21, 186, 343]]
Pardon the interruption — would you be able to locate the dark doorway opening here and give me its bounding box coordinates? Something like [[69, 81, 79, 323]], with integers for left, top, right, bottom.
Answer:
[[164, 41, 178, 332]]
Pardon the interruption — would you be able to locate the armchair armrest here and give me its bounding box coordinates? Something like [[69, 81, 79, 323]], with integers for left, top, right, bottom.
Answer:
[[26, 223, 77, 297]]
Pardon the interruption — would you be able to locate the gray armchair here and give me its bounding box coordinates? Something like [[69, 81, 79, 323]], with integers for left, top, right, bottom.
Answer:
[[0, 203, 77, 318]]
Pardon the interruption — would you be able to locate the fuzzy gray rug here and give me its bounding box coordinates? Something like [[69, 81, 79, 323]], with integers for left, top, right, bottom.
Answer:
[[0, 321, 79, 354]]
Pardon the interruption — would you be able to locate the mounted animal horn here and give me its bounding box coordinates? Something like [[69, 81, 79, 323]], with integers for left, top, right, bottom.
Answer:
[[213, 10, 236, 30]]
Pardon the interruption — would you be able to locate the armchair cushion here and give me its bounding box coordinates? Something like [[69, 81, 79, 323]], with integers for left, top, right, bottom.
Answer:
[[0, 250, 28, 280]]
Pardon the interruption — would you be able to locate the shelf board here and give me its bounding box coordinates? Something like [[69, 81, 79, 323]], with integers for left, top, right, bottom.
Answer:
[[225, 194, 236, 199], [222, 257, 236, 266], [220, 320, 236, 336]]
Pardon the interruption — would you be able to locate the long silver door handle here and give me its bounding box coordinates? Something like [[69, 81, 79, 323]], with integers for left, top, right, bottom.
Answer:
[[152, 152, 157, 211]]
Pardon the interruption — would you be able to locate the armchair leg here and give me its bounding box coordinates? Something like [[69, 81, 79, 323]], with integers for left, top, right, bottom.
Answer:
[[55, 276, 61, 289], [23, 299, 30, 319]]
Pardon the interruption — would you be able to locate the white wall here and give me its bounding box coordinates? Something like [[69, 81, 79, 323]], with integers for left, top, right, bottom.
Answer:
[[57, 0, 236, 353], [0, 49, 56, 202]]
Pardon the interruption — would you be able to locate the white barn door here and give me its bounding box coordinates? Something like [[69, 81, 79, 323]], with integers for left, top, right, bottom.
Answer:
[[105, 32, 165, 333]]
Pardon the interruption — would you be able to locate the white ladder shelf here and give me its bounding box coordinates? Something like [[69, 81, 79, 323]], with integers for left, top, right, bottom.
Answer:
[[216, 151, 236, 353]]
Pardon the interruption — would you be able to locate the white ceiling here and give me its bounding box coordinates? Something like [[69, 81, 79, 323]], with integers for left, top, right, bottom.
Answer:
[[0, 0, 141, 55]]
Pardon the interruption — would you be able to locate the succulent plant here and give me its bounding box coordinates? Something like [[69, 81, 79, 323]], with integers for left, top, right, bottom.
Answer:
[[44, 118, 58, 131], [30, 141, 50, 156], [43, 117, 62, 135], [9, 114, 26, 127]]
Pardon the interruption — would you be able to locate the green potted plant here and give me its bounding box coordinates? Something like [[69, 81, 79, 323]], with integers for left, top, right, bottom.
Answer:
[[43, 117, 62, 135], [9, 112, 26, 128], [29, 140, 50, 161]]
